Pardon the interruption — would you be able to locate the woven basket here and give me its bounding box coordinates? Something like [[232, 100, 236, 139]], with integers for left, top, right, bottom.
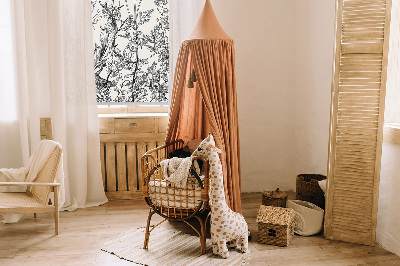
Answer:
[[258, 223, 294, 247], [256, 205, 296, 247], [296, 174, 326, 209], [262, 188, 287, 208]]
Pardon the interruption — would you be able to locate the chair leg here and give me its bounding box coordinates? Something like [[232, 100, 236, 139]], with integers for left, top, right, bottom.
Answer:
[[34, 213, 37, 218], [54, 186, 59, 235], [194, 213, 209, 255], [199, 217, 206, 255], [144, 209, 155, 249]]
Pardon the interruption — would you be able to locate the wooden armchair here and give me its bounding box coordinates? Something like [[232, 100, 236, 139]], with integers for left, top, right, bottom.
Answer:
[[0, 145, 62, 234]]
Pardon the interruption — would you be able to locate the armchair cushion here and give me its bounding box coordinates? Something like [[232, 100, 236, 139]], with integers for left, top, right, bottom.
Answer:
[[0, 193, 42, 208]]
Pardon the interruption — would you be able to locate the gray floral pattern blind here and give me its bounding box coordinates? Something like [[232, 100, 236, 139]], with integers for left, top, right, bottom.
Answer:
[[91, 0, 169, 103]]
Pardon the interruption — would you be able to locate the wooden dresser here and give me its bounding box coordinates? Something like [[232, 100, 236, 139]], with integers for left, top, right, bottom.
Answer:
[[99, 115, 168, 200]]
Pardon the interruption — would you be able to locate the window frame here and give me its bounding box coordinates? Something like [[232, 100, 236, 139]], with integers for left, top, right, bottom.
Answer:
[[97, 104, 168, 115]]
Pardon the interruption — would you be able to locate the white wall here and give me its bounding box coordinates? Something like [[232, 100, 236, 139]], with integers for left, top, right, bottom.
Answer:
[[376, 2, 400, 255], [377, 142, 400, 256], [294, 1, 335, 178], [212, 0, 335, 192], [212, 0, 297, 192]]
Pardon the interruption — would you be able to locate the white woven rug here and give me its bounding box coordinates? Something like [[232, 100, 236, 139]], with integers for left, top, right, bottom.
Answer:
[[102, 226, 250, 265]]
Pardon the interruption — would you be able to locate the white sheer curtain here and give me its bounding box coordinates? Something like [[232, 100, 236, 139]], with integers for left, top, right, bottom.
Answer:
[[169, 0, 204, 91], [0, 0, 107, 211], [0, 0, 24, 169]]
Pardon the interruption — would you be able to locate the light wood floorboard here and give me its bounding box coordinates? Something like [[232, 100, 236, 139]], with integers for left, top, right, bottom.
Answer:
[[0, 192, 399, 265]]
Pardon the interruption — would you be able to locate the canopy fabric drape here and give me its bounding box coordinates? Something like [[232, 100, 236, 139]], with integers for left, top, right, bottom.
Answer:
[[166, 38, 242, 212]]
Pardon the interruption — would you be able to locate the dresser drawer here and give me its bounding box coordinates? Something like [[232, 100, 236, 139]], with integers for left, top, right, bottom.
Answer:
[[157, 117, 168, 133], [99, 117, 114, 134], [114, 118, 155, 133]]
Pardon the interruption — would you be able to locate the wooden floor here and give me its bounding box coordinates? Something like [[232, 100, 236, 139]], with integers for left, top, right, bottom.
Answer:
[[1, 193, 399, 266]]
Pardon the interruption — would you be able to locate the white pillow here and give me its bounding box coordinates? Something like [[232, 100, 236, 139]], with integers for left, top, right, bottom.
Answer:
[[287, 200, 324, 236], [318, 179, 327, 194]]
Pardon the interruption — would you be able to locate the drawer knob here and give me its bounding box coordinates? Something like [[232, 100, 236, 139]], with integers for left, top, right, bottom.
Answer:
[[129, 123, 138, 127]]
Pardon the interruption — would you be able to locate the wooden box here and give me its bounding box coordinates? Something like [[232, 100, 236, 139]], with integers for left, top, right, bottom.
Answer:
[[256, 205, 296, 247]]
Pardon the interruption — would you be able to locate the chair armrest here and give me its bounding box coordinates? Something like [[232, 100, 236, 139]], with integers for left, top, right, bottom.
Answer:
[[142, 139, 185, 162], [0, 182, 61, 187], [143, 139, 184, 157]]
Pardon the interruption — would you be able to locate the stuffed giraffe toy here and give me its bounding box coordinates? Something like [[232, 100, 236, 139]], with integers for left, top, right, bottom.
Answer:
[[192, 134, 248, 258]]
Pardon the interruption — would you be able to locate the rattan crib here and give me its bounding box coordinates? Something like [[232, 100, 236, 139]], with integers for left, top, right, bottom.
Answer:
[[141, 140, 210, 254]]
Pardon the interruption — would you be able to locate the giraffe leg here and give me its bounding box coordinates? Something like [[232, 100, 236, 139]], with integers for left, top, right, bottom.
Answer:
[[227, 239, 237, 249], [212, 241, 218, 255], [238, 235, 249, 253], [217, 241, 229, 259]]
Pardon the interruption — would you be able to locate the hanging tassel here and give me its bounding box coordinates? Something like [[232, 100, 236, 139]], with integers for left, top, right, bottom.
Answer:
[[191, 69, 197, 82], [187, 77, 194, 88]]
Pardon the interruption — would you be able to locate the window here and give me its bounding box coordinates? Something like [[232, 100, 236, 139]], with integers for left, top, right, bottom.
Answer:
[[91, 0, 169, 104]]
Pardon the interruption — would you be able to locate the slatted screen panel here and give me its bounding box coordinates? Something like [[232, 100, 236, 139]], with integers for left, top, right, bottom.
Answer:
[[325, 0, 392, 245]]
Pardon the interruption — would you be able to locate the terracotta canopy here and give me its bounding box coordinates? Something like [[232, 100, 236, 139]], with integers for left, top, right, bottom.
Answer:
[[166, 0, 242, 212]]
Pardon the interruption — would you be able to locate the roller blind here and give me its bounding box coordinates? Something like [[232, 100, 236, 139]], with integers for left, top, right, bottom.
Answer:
[[325, 0, 392, 245]]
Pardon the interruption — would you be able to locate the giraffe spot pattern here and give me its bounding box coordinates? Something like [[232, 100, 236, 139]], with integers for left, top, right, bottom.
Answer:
[[193, 134, 249, 258]]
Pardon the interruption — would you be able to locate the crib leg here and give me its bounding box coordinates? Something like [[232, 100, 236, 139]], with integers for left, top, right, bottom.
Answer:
[[144, 209, 155, 249], [199, 218, 207, 255], [194, 214, 208, 255]]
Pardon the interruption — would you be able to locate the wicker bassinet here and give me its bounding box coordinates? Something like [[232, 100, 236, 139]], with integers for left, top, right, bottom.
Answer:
[[141, 140, 210, 254]]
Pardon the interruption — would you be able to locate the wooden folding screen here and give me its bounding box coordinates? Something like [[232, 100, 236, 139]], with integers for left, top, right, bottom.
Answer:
[[325, 0, 392, 245]]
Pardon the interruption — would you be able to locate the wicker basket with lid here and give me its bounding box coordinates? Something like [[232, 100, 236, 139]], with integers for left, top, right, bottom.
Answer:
[[296, 174, 326, 209], [262, 188, 287, 208]]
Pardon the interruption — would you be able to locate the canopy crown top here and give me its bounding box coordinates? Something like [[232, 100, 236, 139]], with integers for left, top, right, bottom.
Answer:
[[188, 0, 231, 40]]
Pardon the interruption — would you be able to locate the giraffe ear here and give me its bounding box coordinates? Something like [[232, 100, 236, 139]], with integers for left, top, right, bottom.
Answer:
[[211, 144, 222, 154]]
